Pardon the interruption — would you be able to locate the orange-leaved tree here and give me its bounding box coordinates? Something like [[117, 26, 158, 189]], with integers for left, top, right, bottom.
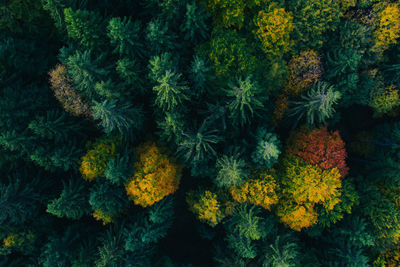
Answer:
[[126, 142, 182, 207], [286, 126, 349, 178]]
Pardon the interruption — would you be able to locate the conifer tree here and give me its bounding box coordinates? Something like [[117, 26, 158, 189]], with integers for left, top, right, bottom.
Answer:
[[289, 81, 341, 127], [153, 70, 190, 112], [91, 99, 144, 138], [214, 154, 249, 188], [107, 17, 144, 58], [47, 179, 91, 220], [64, 7, 105, 49], [224, 76, 265, 127]]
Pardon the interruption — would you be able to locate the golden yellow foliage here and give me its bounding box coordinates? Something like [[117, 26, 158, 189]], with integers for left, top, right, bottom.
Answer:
[[93, 209, 114, 225], [79, 137, 121, 181], [187, 190, 225, 227], [370, 84, 400, 115], [254, 3, 294, 59], [230, 171, 279, 210], [281, 157, 342, 210], [372, 2, 400, 53], [126, 142, 182, 207], [276, 201, 318, 231], [276, 157, 343, 231]]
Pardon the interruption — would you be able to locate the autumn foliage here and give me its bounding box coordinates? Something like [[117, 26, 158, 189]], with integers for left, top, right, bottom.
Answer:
[[277, 157, 342, 231], [126, 142, 182, 207], [372, 2, 400, 53], [286, 126, 349, 178], [187, 190, 225, 227], [285, 50, 323, 96], [79, 137, 121, 181], [49, 64, 91, 117], [254, 3, 294, 59], [230, 171, 279, 210]]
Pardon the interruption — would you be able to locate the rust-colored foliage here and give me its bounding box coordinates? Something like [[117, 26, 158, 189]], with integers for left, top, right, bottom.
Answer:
[[126, 142, 182, 207], [273, 93, 290, 125], [230, 171, 279, 210], [286, 126, 349, 178], [285, 50, 323, 96], [49, 64, 91, 117]]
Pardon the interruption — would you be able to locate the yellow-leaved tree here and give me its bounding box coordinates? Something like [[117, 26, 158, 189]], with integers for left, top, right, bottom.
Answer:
[[79, 136, 121, 181], [230, 171, 279, 210], [254, 2, 294, 60], [187, 190, 225, 227], [372, 2, 400, 53], [126, 142, 182, 207], [276, 157, 342, 231]]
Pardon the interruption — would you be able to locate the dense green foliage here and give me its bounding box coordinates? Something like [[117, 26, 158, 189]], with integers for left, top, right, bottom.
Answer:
[[2, 0, 400, 265]]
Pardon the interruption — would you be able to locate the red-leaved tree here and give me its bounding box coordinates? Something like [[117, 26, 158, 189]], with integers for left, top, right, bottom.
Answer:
[[286, 126, 349, 178]]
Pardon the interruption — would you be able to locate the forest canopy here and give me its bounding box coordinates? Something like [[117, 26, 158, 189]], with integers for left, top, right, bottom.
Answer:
[[2, 0, 400, 266]]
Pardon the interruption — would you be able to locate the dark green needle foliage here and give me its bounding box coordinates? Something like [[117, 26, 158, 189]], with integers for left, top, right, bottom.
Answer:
[[289, 81, 341, 127], [91, 99, 144, 138], [224, 75, 265, 127], [67, 50, 109, 98], [89, 180, 129, 216], [28, 110, 86, 141], [146, 18, 178, 54], [116, 58, 145, 93], [107, 17, 144, 58], [0, 174, 41, 225], [40, 226, 80, 267], [180, 1, 210, 44], [104, 153, 133, 185], [262, 234, 300, 267], [47, 178, 91, 220], [177, 120, 222, 163], [156, 111, 186, 144], [189, 55, 213, 97], [64, 7, 105, 49], [224, 204, 268, 259]]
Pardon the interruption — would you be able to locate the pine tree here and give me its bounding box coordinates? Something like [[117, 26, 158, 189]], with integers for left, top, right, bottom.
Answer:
[[180, 1, 210, 44], [0, 173, 41, 225], [107, 17, 145, 58], [91, 99, 144, 138], [262, 234, 300, 267], [47, 178, 91, 220], [64, 7, 105, 49], [104, 152, 133, 185], [28, 109, 87, 142], [251, 128, 281, 169], [177, 120, 222, 164], [146, 18, 178, 54], [66, 50, 109, 98], [289, 81, 341, 127], [214, 154, 249, 188], [224, 76, 265, 127], [153, 70, 190, 112], [89, 180, 129, 223]]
